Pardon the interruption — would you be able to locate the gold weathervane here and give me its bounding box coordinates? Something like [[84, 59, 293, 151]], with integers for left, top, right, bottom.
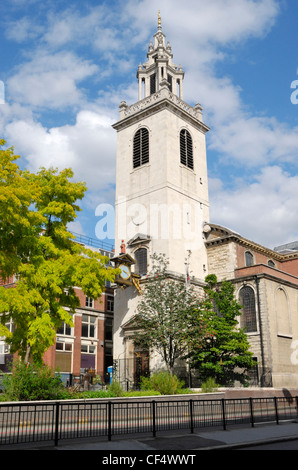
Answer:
[[158, 10, 161, 27]]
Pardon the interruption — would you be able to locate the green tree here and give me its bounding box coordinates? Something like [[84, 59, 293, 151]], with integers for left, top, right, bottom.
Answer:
[[0, 139, 44, 279], [132, 253, 208, 374], [187, 274, 256, 386], [0, 140, 119, 364]]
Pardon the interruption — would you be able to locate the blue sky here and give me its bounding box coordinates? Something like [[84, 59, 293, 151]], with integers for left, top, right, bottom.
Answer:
[[0, 0, 298, 250]]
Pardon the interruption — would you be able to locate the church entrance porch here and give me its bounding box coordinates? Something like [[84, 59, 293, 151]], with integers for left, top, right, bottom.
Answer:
[[113, 351, 150, 390]]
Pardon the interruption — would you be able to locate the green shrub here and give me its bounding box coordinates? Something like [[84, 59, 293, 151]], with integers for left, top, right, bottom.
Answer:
[[0, 361, 65, 401], [74, 390, 117, 399], [107, 380, 124, 397], [201, 377, 219, 393], [140, 371, 186, 395]]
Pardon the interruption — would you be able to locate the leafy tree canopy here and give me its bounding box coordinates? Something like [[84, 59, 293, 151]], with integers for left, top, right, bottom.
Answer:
[[0, 139, 119, 364], [132, 253, 208, 374], [186, 274, 256, 385]]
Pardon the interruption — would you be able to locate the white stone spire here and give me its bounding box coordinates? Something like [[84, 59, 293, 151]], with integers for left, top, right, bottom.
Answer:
[[137, 12, 184, 100]]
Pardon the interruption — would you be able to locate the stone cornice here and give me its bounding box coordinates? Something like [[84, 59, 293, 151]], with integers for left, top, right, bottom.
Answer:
[[233, 269, 298, 289], [205, 223, 298, 262], [112, 88, 210, 134]]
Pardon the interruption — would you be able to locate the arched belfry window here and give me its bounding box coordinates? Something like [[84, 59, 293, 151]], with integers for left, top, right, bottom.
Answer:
[[180, 129, 193, 169], [135, 248, 147, 276], [239, 286, 257, 333], [133, 128, 149, 169], [150, 73, 156, 95]]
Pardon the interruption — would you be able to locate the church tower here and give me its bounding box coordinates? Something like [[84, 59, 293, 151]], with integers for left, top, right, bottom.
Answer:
[[113, 13, 210, 279], [112, 14, 210, 375]]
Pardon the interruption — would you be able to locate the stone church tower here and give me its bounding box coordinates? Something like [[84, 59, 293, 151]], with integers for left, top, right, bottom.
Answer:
[[112, 14, 210, 379]]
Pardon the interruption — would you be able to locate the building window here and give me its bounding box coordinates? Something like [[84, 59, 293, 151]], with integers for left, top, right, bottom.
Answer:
[[2, 318, 15, 334], [180, 129, 193, 169], [268, 260, 275, 267], [0, 342, 10, 363], [85, 297, 94, 308], [239, 286, 257, 333], [107, 295, 114, 312], [245, 251, 254, 267], [150, 73, 156, 95], [56, 342, 72, 352], [57, 321, 72, 336], [81, 344, 96, 354], [135, 248, 148, 276], [133, 128, 149, 168], [167, 74, 173, 92], [81, 315, 96, 338]]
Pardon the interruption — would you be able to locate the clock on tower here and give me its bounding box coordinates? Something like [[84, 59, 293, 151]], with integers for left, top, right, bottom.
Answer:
[[119, 263, 131, 281], [111, 251, 141, 294], [112, 253, 134, 286]]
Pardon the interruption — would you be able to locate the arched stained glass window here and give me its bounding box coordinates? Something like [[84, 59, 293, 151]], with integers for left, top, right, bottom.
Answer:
[[239, 286, 257, 333], [180, 129, 193, 169], [133, 128, 149, 169]]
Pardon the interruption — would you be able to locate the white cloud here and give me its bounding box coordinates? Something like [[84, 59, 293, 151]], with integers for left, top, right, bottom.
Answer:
[[5, 16, 43, 42], [209, 116, 298, 168], [127, 0, 280, 52], [40, 5, 135, 68], [43, 7, 106, 48], [4, 109, 116, 195], [67, 219, 87, 237], [209, 166, 298, 248], [7, 50, 98, 109]]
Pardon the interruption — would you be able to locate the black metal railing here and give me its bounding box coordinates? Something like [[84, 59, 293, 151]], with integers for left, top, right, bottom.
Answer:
[[1, 396, 298, 446], [70, 232, 114, 252]]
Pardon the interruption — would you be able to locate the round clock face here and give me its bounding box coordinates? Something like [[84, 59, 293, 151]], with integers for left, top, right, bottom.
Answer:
[[119, 264, 130, 280]]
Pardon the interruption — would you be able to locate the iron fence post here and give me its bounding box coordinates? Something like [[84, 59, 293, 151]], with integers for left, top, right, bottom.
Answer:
[[249, 397, 254, 427], [274, 397, 279, 425], [152, 400, 156, 437], [189, 399, 194, 433], [221, 399, 226, 430], [108, 401, 112, 441], [54, 402, 60, 447], [32, 403, 37, 441]]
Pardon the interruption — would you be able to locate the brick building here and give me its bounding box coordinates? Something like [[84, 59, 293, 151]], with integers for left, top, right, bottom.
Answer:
[[0, 238, 114, 385]]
